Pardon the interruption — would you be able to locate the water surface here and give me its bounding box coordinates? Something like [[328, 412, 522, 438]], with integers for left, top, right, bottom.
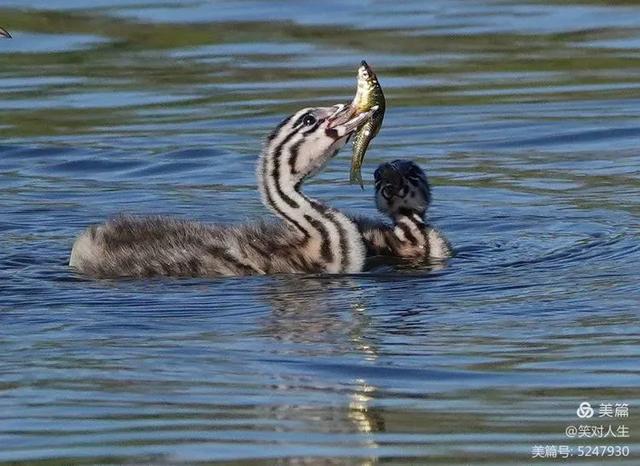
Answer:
[[1, 0, 639, 464]]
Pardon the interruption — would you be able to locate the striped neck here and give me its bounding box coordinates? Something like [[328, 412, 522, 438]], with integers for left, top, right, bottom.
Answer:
[[257, 135, 364, 274], [392, 211, 428, 249]]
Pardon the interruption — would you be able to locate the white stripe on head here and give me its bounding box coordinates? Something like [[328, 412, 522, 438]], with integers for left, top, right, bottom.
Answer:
[[257, 105, 367, 273]]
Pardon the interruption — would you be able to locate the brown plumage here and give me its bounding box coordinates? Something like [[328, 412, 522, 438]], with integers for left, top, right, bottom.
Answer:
[[69, 104, 377, 278], [72, 216, 326, 277]]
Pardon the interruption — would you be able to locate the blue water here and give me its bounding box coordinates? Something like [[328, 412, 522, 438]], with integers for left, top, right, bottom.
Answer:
[[1, 1, 639, 464]]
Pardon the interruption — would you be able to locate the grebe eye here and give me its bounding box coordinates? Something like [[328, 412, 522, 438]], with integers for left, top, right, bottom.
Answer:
[[302, 115, 317, 126]]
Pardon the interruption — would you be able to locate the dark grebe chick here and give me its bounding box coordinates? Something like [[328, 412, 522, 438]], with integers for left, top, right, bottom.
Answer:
[[357, 160, 451, 260], [69, 104, 377, 278]]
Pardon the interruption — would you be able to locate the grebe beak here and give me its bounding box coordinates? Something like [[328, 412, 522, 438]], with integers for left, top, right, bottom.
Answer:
[[0, 27, 11, 38], [327, 103, 378, 135]]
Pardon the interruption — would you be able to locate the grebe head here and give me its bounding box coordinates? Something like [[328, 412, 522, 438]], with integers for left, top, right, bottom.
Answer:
[[265, 103, 376, 184], [374, 160, 431, 217]]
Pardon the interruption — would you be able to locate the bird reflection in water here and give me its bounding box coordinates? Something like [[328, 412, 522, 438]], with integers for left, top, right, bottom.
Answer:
[[258, 276, 386, 451]]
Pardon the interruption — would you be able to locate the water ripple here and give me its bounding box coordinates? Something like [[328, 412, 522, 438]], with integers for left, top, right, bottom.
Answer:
[[2, 0, 640, 464]]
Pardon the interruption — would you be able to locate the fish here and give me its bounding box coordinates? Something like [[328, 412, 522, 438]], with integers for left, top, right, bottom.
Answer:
[[350, 60, 385, 188]]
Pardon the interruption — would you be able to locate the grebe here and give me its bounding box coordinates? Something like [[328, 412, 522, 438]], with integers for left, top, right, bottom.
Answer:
[[69, 104, 376, 278], [355, 160, 452, 260]]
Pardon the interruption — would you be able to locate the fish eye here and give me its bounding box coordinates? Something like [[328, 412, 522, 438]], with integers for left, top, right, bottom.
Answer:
[[303, 115, 317, 126]]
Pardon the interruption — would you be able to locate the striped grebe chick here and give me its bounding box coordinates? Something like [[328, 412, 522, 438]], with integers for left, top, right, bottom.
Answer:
[[356, 160, 452, 260], [69, 104, 376, 278]]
